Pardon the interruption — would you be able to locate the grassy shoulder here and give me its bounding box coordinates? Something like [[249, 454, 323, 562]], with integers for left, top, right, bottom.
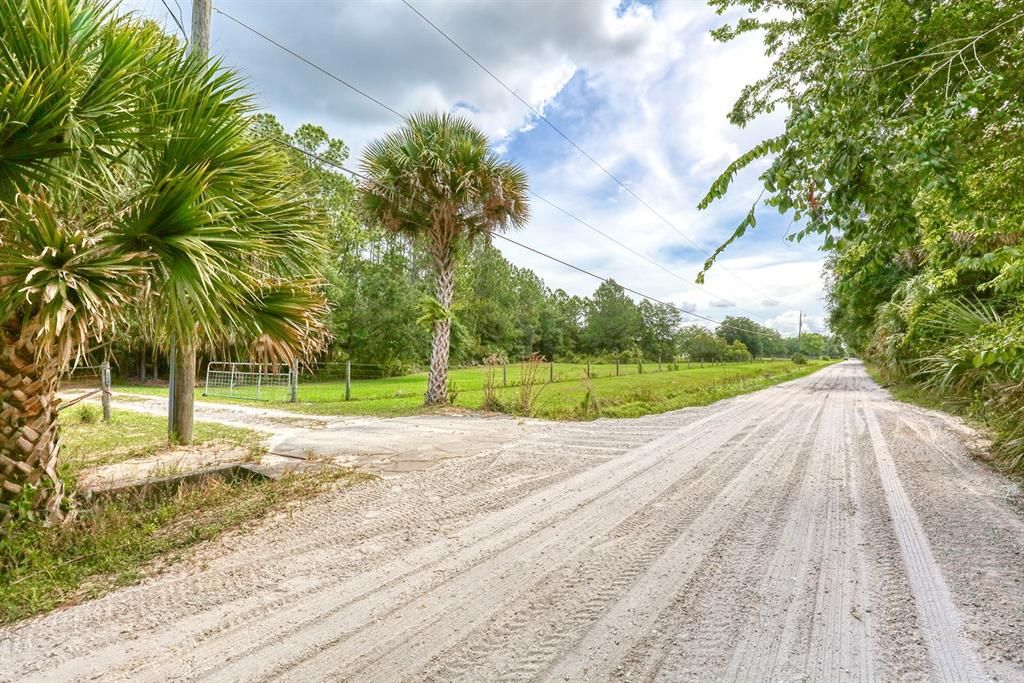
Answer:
[[522, 359, 835, 419], [117, 359, 837, 420], [0, 408, 371, 625], [60, 404, 263, 476], [863, 364, 970, 416]]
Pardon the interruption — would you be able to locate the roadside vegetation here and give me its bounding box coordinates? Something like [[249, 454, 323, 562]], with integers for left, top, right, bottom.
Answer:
[[1, 0, 328, 522], [701, 0, 1024, 472], [0, 409, 369, 625], [100, 112, 844, 408]]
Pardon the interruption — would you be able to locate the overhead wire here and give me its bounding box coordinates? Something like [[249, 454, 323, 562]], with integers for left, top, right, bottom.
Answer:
[[269, 135, 790, 341], [159, 0, 189, 43], [212, 4, 784, 327], [529, 190, 769, 319], [400, 0, 782, 304]]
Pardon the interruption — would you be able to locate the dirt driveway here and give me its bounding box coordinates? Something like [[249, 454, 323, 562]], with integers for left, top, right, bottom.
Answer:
[[2, 361, 1022, 681]]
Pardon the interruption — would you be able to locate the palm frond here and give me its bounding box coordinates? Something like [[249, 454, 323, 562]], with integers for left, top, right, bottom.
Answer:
[[0, 0, 329, 367], [359, 111, 530, 257]]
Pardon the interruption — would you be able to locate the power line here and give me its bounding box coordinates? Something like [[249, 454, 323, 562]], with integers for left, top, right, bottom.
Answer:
[[212, 5, 785, 327], [494, 234, 727, 329], [529, 190, 771, 321], [159, 0, 189, 43], [401, 0, 780, 303], [213, 7, 402, 118], [268, 135, 787, 341]]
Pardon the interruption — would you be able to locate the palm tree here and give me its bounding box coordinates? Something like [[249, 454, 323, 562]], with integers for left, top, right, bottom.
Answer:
[[360, 113, 529, 405], [0, 0, 327, 521]]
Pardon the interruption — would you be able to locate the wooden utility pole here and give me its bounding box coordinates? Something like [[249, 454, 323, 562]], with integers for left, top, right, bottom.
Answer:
[[168, 0, 213, 443], [190, 0, 211, 56], [798, 310, 803, 342]]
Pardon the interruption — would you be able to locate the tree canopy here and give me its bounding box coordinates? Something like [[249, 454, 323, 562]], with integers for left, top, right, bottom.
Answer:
[[702, 0, 1024, 470]]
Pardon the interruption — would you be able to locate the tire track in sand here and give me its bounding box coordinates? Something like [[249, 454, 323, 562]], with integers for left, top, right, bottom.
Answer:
[[861, 396, 985, 681], [408, 386, 818, 681]]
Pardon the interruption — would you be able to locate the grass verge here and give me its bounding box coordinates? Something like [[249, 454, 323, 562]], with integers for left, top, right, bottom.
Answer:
[[863, 365, 967, 414], [60, 405, 264, 474], [0, 410, 371, 625], [527, 360, 835, 419], [117, 359, 837, 420]]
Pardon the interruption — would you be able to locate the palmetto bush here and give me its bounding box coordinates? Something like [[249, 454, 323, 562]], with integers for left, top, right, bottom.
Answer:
[[1, 0, 327, 520], [908, 297, 1024, 472]]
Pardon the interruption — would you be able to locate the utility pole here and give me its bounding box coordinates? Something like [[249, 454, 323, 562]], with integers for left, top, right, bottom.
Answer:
[[798, 311, 803, 343], [168, 0, 212, 442], [190, 0, 211, 56]]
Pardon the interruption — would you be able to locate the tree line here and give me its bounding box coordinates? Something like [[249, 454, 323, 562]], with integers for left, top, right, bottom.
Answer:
[[109, 112, 838, 382]]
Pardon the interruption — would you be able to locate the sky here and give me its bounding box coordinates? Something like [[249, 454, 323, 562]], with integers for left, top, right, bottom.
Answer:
[[127, 0, 829, 336]]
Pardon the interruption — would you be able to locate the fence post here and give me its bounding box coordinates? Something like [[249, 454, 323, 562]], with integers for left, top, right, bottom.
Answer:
[[658, 357, 662, 372], [167, 345, 176, 436], [616, 359, 620, 376], [639, 359, 643, 375], [289, 361, 298, 403], [503, 363, 507, 387], [345, 361, 351, 401], [587, 360, 591, 379], [100, 361, 111, 422], [549, 361, 554, 383]]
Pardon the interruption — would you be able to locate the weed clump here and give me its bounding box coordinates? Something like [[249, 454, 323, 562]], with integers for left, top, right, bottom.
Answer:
[[75, 403, 100, 424]]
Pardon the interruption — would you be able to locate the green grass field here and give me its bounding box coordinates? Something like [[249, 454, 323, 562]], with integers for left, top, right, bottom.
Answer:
[[117, 359, 835, 420]]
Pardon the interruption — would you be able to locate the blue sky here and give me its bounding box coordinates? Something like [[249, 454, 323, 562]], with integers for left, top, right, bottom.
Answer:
[[127, 0, 828, 335]]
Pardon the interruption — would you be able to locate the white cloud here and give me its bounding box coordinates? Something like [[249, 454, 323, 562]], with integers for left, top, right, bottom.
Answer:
[[125, 0, 828, 335]]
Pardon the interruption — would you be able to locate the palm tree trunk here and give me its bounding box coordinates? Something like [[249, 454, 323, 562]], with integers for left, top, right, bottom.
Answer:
[[425, 254, 455, 406], [170, 339, 196, 443], [0, 318, 64, 522]]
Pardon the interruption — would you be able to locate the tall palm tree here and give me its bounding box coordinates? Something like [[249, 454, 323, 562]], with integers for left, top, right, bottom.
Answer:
[[0, 0, 327, 521], [360, 113, 529, 405]]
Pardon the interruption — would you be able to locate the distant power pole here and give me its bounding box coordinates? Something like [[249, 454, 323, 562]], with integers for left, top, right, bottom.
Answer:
[[190, 0, 211, 57], [798, 311, 803, 342]]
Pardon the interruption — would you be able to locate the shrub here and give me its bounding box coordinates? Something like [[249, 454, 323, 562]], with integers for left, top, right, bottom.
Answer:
[[75, 404, 100, 424], [515, 353, 548, 415], [481, 354, 503, 412], [791, 353, 808, 365]]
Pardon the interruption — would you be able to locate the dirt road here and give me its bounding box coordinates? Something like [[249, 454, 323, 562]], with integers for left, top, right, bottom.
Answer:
[[3, 361, 1022, 681]]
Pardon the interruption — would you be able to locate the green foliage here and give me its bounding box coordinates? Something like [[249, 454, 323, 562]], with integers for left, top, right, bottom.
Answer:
[[74, 403, 100, 425], [581, 280, 642, 355], [791, 353, 807, 365], [359, 112, 530, 258], [715, 316, 784, 358], [704, 0, 1024, 471], [0, 0, 329, 368]]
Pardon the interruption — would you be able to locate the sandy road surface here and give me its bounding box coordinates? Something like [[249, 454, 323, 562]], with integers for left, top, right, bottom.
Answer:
[[3, 361, 1022, 681]]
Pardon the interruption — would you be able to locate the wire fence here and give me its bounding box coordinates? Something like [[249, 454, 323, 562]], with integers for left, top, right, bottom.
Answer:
[[60, 363, 103, 386], [288, 357, 788, 404]]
